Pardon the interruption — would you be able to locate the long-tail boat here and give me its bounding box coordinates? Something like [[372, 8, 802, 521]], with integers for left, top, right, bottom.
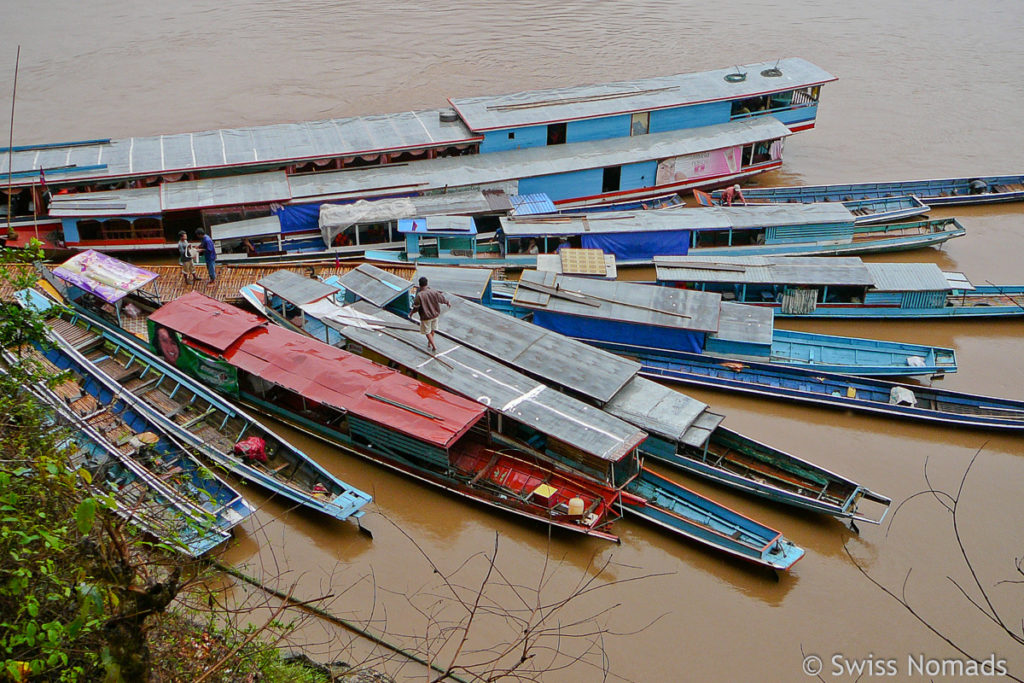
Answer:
[[19, 358, 252, 557], [713, 174, 1024, 207], [143, 291, 642, 543], [509, 270, 957, 377], [653, 255, 1024, 319], [238, 270, 806, 570], [17, 288, 373, 524]]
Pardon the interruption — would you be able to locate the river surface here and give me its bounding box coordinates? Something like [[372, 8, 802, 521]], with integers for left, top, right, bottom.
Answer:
[[5, 3, 1024, 680]]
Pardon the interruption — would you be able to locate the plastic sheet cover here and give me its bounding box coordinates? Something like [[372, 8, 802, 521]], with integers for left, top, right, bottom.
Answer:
[[581, 230, 690, 260]]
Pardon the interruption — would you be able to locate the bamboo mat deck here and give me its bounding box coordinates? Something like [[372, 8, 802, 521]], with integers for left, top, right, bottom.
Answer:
[[0, 260, 421, 304]]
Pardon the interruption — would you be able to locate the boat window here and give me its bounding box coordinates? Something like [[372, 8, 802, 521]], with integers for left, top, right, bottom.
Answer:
[[602, 166, 621, 193], [741, 144, 754, 166], [547, 123, 566, 146], [630, 112, 649, 136], [77, 219, 102, 240], [508, 131, 515, 140]]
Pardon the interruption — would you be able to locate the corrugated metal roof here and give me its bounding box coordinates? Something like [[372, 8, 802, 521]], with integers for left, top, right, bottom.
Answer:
[[211, 215, 283, 240], [48, 187, 162, 217], [257, 269, 340, 306], [415, 265, 493, 301], [513, 270, 722, 332], [434, 296, 719, 447], [709, 301, 774, 346], [333, 301, 647, 462], [47, 118, 788, 215], [336, 264, 413, 307], [864, 262, 951, 292], [288, 118, 790, 202], [501, 201, 851, 238], [654, 255, 874, 285], [449, 58, 836, 132], [3, 110, 477, 188], [161, 172, 292, 211], [509, 193, 557, 216], [440, 296, 640, 404], [603, 376, 721, 446]]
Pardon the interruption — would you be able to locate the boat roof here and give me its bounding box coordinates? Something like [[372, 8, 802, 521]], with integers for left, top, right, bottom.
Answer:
[[509, 193, 558, 216], [500, 202, 853, 237], [415, 265, 493, 301], [318, 190, 509, 230], [712, 302, 774, 346], [429, 298, 721, 446], [603, 376, 723, 447], [49, 172, 293, 218], [441, 296, 640, 404], [211, 215, 283, 240], [449, 58, 836, 132], [3, 109, 477, 189], [863, 262, 952, 292], [330, 301, 647, 462], [513, 270, 722, 333], [398, 215, 477, 235], [149, 291, 267, 351], [536, 250, 617, 279], [257, 269, 340, 306], [654, 256, 876, 286], [52, 250, 158, 304], [286, 118, 790, 202], [150, 293, 484, 448], [335, 264, 413, 307], [46, 118, 788, 215]]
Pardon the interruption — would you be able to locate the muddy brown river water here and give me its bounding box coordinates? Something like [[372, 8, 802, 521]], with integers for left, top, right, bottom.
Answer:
[[4, 2, 1024, 680]]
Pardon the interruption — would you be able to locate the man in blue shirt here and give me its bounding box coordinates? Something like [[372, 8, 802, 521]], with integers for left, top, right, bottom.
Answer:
[[195, 228, 217, 283]]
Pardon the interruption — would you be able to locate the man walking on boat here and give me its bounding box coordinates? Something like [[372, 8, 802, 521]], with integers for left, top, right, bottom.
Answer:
[[195, 228, 217, 283], [411, 277, 450, 353]]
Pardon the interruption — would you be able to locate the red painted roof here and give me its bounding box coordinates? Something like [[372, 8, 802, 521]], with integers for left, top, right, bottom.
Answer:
[[149, 291, 266, 352], [154, 293, 485, 448]]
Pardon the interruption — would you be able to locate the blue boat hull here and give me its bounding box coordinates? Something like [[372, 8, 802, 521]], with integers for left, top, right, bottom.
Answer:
[[729, 175, 1024, 207], [622, 469, 804, 571], [594, 341, 1024, 431]]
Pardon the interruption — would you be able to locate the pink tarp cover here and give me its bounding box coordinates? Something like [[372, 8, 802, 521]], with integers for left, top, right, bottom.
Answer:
[[53, 250, 158, 304], [154, 293, 485, 447]]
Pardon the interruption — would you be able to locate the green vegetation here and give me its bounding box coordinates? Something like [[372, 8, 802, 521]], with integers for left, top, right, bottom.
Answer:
[[0, 243, 334, 682]]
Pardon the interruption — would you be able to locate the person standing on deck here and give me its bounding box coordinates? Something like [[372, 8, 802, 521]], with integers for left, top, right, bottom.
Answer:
[[411, 277, 450, 353], [196, 228, 217, 283], [177, 231, 198, 283], [720, 184, 746, 206]]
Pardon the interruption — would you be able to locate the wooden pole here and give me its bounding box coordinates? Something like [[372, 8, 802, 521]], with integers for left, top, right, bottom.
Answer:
[[5, 45, 19, 239]]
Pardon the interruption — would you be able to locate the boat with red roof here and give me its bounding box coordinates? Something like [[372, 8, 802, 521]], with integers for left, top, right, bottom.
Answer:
[[145, 292, 628, 541]]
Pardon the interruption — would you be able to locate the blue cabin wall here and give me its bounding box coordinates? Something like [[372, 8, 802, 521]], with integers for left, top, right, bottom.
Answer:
[[651, 102, 731, 131], [620, 161, 658, 189], [703, 335, 771, 358], [771, 105, 819, 129], [517, 160, 658, 201], [568, 115, 631, 143], [62, 218, 81, 242], [480, 126, 549, 153], [518, 168, 604, 200], [864, 292, 902, 307], [531, 310, 705, 353], [766, 222, 854, 245], [901, 291, 945, 309]]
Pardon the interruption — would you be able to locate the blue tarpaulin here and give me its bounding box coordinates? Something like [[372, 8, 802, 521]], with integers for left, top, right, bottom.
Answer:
[[532, 310, 704, 354], [580, 230, 690, 260], [274, 203, 323, 234]]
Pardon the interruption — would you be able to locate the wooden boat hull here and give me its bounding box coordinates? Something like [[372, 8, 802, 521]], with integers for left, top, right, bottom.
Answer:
[[621, 469, 804, 571], [597, 340, 1024, 431], [21, 290, 373, 522], [766, 329, 956, 376], [8, 333, 254, 556], [647, 427, 889, 523]]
